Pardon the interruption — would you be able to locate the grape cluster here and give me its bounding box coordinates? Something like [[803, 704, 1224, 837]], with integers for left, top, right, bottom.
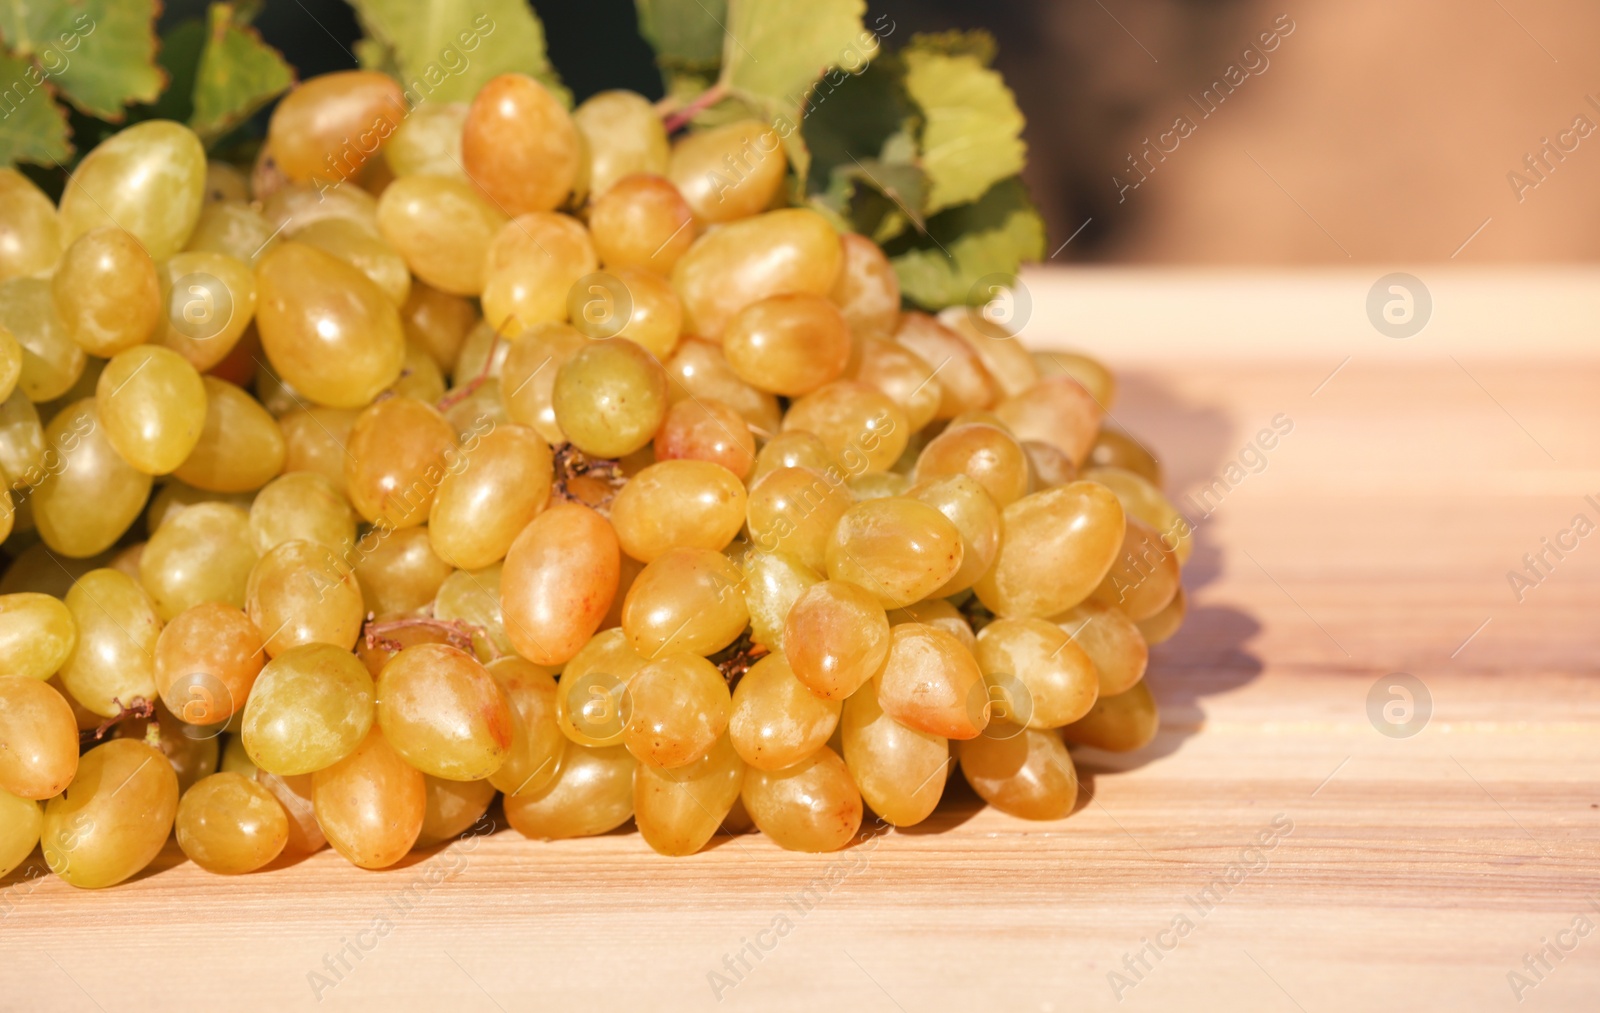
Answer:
[[0, 69, 1187, 888]]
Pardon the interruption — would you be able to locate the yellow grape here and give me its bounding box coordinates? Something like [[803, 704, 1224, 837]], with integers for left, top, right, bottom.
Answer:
[[267, 71, 405, 184], [620, 547, 748, 659], [739, 550, 820, 652], [974, 618, 1098, 729], [344, 395, 457, 529], [277, 406, 358, 494], [0, 592, 78, 681], [403, 282, 478, 372], [622, 653, 731, 768], [503, 739, 637, 840], [290, 216, 411, 307], [1034, 349, 1117, 408], [673, 208, 842, 341], [261, 183, 381, 238], [434, 565, 515, 662], [848, 471, 910, 500], [609, 460, 746, 562], [0, 676, 80, 799], [907, 474, 1001, 596], [58, 569, 161, 717], [498, 502, 620, 665], [956, 724, 1079, 820], [668, 120, 786, 225], [849, 336, 942, 433], [175, 772, 289, 874], [182, 200, 279, 265], [1136, 585, 1186, 646], [171, 377, 285, 493], [139, 502, 258, 620], [1023, 440, 1078, 490], [41, 739, 179, 888], [497, 321, 584, 443], [942, 308, 1040, 398], [0, 789, 43, 879], [1089, 516, 1180, 620], [250, 472, 357, 557], [913, 422, 1029, 509], [1052, 600, 1149, 696], [551, 337, 668, 458], [0, 277, 85, 401], [52, 227, 160, 355], [486, 656, 565, 796], [729, 653, 840, 771], [385, 102, 468, 178], [994, 376, 1103, 467], [574, 90, 671, 196], [745, 466, 851, 572], [555, 627, 647, 746], [782, 381, 907, 475], [876, 623, 988, 740], [1082, 466, 1193, 565], [95, 345, 208, 474], [830, 233, 901, 339], [220, 736, 256, 777], [245, 540, 365, 657], [722, 294, 852, 397], [153, 250, 258, 371], [572, 266, 683, 359], [893, 312, 996, 418], [462, 73, 580, 216], [428, 424, 552, 569], [256, 242, 406, 408], [480, 213, 597, 333], [145, 479, 253, 532], [59, 121, 206, 260], [588, 174, 696, 274], [0, 324, 19, 403], [634, 733, 745, 856], [312, 727, 426, 869], [751, 430, 835, 482], [415, 775, 496, 848], [243, 642, 375, 775], [0, 168, 62, 280], [376, 644, 513, 780], [653, 397, 755, 479], [376, 174, 507, 296], [153, 602, 264, 725], [974, 482, 1126, 619], [1060, 680, 1160, 752], [825, 497, 963, 608], [663, 338, 781, 434], [352, 526, 454, 617], [254, 770, 325, 853], [740, 746, 861, 853], [1087, 425, 1162, 487], [840, 677, 949, 827], [782, 580, 891, 701], [887, 599, 975, 652]]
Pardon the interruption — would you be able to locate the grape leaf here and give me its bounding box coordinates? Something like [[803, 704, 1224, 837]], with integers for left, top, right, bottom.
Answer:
[[635, 0, 726, 75], [0, 0, 165, 121], [190, 3, 294, 143], [141, 18, 208, 125], [345, 0, 567, 106], [888, 177, 1045, 309], [0, 54, 71, 165], [902, 31, 1025, 214]]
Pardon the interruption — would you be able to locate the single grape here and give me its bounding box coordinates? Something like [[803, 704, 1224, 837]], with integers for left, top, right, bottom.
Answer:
[[385, 102, 469, 178], [153, 602, 265, 726], [503, 739, 636, 840], [1136, 585, 1186, 646], [974, 482, 1126, 619], [344, 395, 457, 529], [672, 208, 842, 341], [1083, 466, 1193, 565], [500, 502, 620, 666], [0, 676, 80, 800], [52, 227, 161, 356], [175, 772, 290, 874], [974, 618, 1099, 729], [622, 653, 731, 768], [825, 497, 964, 608], [0, 592, 78, 681], [840, 677, 949, 827], [376, 644, 514, 780], [183, 200, 279, 265], [635, 733, 745, 856], [1060, 680, 1160, 752], [278, 406, 358, 494], [849, 336, 942, 433], [620, 547, 748, 659], [95, 345, 208, 474], [740, 746, 862, 853], [0, 277, 85, 401], [574, 90, 671, 197], [782, 381, 908, 475], [993, 376, 1103, 467], [429, 424, 553, 569], [462, 73, 580, 216], [668, 120, 786, 225], [376, 174, 508, 296], [722, 294, 852, 397], [588, 174, 696, 274], [830, 233, 901, 339], [1087, 423, 1163, 486], [485, 656, 564, 796], [254, 770, 326, 854], [0, 168, 62, 281], [40, 739, 178, 888], [781, 580, 891, 701], [551, 338, 668, 459], [957, 723, 1079, 820], [171, 378, 286, 494], [1089, 516, 1181, 620], [242, 642, 374, 775], [153, 250, 258, 372], [729, 653, 840, 772], [312, 728, 426, 869], [245, 540, 365, 657], [609, 460, 746, 562], [267, 71, 405, 184], [415, 775, 497, 848], [745, 466, 852, 572], [1052, 600, 1150, 696], [738, 550, 820, 652], [433, 566, 515, 662], [139, 502, 259, 620], [0, 788, 43, 879], [913, 423, 1030, 509], [907, 474, 1001, 596], [481, 213, 598, 334], [892, 312, 996, 418], [403, 282, 479, 372], [249, 472, 358, 557], [59, 120, 206, 261], [58, 569, 162, 718]]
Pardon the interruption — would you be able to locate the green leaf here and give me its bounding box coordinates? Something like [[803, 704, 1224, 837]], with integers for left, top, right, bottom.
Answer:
[[902, 31, 1025, 215], [141, 19, 207, 124], [636, 0, 725, 75], [888, 177, 1045, 310], [0, 54, 72, 165], [345, 0, 567, 106], [190, 3, 294, 143], [0, 0, 166, 121]]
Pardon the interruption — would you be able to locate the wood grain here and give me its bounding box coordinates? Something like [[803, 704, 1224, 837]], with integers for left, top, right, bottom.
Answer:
[[3, 317, 1597, 1013]]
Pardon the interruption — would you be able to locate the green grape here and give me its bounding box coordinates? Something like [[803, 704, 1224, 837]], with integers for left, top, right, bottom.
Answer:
[[621, 547, 748, 659], [551, 338, 668, 459], [907, 474, 1001, 596], [290, 216, 412, 307], [974, 482, 1127, 619], [386, 102, 468, 178], [503, 739, 636, 840], [663, 338, 782, 435], [782, 381, 908, 475], [588, 174, 696, 275], [498, 322, 587, 444], [729, 653, 840, 772], [1136, 585, 1186, 646], [1034, 350, 1116, 408], [429, 424, 553, 570], [635, 733, 745, 856], [739, 550, 819, 652], [175, 772, 290, 874], [745, 466, 851, 572], [242, 643, 375, 775], [0, 592, 78, 681], [672, 208, 842, 341], [609, 460, 746, 563], [893, 312, 996, 419], [481, 213, 598, 334], [0, 277, 85, 401], [139, 502, 258, 620], [376, 644, 513, 780], [1060, 680, 1160, 752], [41, 739, 179, 888], [485, 656, 564, 796], [555, 627, 646, 746], [344, 395, 457, 529], [849, 336, 942, 433], [462, 73, 580, 215], [52, 227, 161, 355], [994, 377, 1103, 467], [751, 430, 835, 482], [0, 324, 20, 404], [653, 397, 755, 479], [249, 472, 357, 557], [171, 378, 285, 493], [1052, 600, 1149, 696], [840, 676, 949, 827], [574, 90, 671, 197], [825, 497, 964, 608], [830, 232, 901, 340], [154, 250, 258, 372], [376, 174, 507, 296], [311, 728, 426, 869], [59, 120, 206, 261], [94, 345, 208, 475], [622, 653, 731, 768], [956, 724, 1079, 820], [974, 618, 1098, 729], [433, 566, 515, 662], [0, 168, 62, 280], [352, 526, 454, 617], [668, 120, 786, 225], [0, 676, 80, 799], [415, 775, 496, 848], [500, 502, 620, 666], [220, 736, 257, 778], [154, 602, 264, 726], [58, 569, 162, 718], [740, 746, 861, 853], [876, 623, 988, 740], [245, 540, 365, 657], [913, 423, 1030, 509], [0, 788, 43, 879], [722, 294, 852, 397], [782, 580, 891, 701], [182, 200, 279, 265]]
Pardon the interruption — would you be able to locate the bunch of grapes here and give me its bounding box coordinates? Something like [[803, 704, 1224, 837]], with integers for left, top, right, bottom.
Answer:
[[0, 68, 1187, 888]]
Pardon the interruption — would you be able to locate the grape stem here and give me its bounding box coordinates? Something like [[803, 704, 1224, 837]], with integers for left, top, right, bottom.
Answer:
[[82, 697, 156, 749], [660, 82, 730, 134], [550, 443, 627, 515], [363, 615, 489, 658], [436, 319, 510, 414], [710, 629, 769, 689]]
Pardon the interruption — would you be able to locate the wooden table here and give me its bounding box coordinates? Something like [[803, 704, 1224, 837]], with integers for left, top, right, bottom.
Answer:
[[3, 270, 1597, 1012]]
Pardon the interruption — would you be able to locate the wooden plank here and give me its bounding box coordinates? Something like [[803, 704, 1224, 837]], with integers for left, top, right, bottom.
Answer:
[[2, 351, 1596, 1013]]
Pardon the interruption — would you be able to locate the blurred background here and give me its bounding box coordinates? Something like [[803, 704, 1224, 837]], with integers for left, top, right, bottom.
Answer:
[[194, 0, 1600, 264]]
